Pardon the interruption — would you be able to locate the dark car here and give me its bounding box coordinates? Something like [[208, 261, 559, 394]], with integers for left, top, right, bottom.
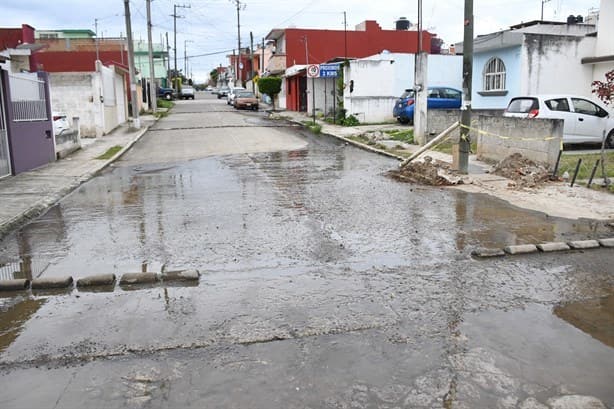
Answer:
[[393, 86, 462, 125], [158, 87, 176, 101]]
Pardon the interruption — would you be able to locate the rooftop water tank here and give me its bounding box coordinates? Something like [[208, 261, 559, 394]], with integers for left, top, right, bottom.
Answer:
[[396, 17, 410, 30]]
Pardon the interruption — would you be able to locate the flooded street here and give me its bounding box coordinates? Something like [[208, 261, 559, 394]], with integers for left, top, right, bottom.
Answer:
[[0, 94, 612, 408]]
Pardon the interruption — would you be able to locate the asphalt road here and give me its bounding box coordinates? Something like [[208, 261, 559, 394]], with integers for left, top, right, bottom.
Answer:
[[0, 92, 612, 409]]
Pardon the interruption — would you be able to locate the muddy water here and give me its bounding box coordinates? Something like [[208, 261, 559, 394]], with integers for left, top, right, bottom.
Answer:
[[0, 123, 613, 408]]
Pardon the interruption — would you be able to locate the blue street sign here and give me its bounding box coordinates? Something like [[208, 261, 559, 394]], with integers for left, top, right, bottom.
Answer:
[[319, 63, 341, 78]]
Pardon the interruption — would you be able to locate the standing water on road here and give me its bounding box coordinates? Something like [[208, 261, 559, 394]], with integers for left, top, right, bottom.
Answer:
[[0, 98, 612, 408]]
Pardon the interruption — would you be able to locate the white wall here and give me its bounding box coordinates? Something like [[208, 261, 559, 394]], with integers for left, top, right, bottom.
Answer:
[[49, 72, 101, 137], [591, 0, 614, 85], [521, 34, 596, 97], [341, 53, 463, 123]]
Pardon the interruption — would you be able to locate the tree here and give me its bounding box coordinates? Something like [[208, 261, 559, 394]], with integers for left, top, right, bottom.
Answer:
[[591, 69, 614, 106], [258, 76, 282, 110], [591, 69, 613, 187], [210, 69, 219, 86]]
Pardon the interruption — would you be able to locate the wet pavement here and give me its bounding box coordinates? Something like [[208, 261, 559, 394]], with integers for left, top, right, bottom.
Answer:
[[0, 93, 613, 408]]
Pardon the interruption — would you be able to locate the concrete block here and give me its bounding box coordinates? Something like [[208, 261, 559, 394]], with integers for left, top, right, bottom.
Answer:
[[31, 276, 74, 290], [119, 272, 159, 286], [503, 244, 538, 255], [471, 248, 506, 258], [568, 240, 600, 250], [598, 238, 614, 248], [162, 269, 200, 282], [0, 279, 30, 291], [77, 274, 116, 287], [536, 242, 570, 252]]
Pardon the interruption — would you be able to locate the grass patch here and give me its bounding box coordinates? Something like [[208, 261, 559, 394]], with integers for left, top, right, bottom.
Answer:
[[157, 99, 174, 109], [559, 151, 614, 180], [347, 135, 370, 144], [96, 145, 123, 160], [385, 129, 414, 144]]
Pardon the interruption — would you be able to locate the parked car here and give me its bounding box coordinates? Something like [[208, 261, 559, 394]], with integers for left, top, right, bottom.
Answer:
[[158, 86, 176, 100], [393, 86, 462, 125], [227, 86, 246, 105], [503, 95, 614, 147], [217, 86, 230, 99], [179, 85, 195, 100], [233, 91, 259, 110], [52, 112, 70, 136]]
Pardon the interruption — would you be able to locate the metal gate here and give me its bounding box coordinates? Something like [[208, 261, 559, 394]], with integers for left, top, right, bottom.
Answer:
[[0, 80, 11, 178]]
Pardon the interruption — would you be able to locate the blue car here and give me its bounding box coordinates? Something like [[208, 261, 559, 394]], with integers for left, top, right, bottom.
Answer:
[[393, 86, 462, 125]]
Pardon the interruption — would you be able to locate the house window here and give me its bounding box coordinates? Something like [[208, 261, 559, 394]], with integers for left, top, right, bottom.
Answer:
[[483, 57, 506, 92]]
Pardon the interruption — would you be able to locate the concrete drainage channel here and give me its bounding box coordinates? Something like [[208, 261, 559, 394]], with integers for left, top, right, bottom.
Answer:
[[0, 270, 200, 294], [472, 238, 614, 258]]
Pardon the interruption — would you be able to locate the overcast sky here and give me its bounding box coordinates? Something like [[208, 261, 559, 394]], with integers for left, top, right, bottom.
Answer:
[[0, 0, 600, 83]]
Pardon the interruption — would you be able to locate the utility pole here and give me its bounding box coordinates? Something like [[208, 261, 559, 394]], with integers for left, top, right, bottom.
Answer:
[[231, 0, 245, 86], [172, 4, 190, 91], [455, 0, 474, 174], [94, 18, 100, 62], [414, 0, 428, 145], [166, 32, 171, 87], [250, 31, 254, 92], [184, 39, 193, 78], [146, 0, 157, 113], [541, 0, 551, 20], [123, 0, 140, 128], [343, 11, 347, 60]]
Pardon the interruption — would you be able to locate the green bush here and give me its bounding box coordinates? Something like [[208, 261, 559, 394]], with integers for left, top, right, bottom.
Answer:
[[258, 76, 282, 109], [341, 115, 359, 126]]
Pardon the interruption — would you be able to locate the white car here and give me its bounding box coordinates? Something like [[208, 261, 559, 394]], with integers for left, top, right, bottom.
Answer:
[[179, 86, 195, 100], [503, 95, 614, 147], [227, 86, 245, 105]]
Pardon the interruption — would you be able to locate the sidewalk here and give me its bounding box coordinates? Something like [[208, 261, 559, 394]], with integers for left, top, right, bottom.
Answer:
[[276, 110, 614, 222], [0, 116, 154, 239]]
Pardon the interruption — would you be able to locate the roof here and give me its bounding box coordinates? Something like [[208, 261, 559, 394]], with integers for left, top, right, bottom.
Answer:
[[265, 29, 285, 41]]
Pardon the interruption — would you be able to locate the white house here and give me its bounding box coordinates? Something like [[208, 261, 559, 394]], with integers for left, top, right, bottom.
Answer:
[[582, 0, 614, 88], [455, 18, 598, 109], [340, 52, 463, 123]]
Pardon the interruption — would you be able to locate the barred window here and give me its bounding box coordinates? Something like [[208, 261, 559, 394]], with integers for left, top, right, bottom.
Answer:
[[483, 57, 506, 91]]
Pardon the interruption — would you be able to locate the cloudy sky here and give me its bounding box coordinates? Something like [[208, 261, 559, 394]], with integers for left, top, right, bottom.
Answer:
[[1, 0, 600, 83]]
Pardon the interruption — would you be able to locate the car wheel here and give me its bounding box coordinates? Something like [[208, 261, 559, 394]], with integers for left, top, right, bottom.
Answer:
[[606, 130, 614, 149], [397, 117, 409, 125], [165, 93, 172, 101]]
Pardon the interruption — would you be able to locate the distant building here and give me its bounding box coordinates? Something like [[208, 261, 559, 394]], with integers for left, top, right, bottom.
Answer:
[[262, 20, 434, 111]]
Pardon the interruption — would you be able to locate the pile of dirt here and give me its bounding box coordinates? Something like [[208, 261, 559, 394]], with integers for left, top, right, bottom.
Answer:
[[490, 153, 551, 188], [390, 156, 464, 186]]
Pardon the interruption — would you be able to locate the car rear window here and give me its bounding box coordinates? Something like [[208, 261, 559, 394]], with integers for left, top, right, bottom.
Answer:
[[238, 92, 254, 98], [506, 98, 539, 113]]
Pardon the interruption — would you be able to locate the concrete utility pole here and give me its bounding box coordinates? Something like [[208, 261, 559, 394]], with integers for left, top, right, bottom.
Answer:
[[250, 31, 254, 92], [414, 0, 428, 145], [184, 39, 193, 77], [454, 0, 474, 173], [123, 0, 140, 129], [166, 32, 171, 87], [172, 4, 190, 91], [343, 11, 347, 60], [232, 0, 245, 86], [94, 18, 100, 62], [146, 0, 157, 113]]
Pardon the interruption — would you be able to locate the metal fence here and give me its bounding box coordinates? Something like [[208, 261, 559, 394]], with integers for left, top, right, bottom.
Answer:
[[8, 73, 48, 122]]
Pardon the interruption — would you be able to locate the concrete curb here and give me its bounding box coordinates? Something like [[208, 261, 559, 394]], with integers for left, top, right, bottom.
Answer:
[[285, 118, 404, 162], [161, 269, 200, 282], [31, 276, 74, 290], [0, 279, 30, 292], [504, 244, 538, 255], [568, 240, 600, 250], [474, 237, 614, 260], [76, 274, 116, 288], [536, 242, 570, 252], [119, 272, 160, 286], [93, 125, 150, 177]]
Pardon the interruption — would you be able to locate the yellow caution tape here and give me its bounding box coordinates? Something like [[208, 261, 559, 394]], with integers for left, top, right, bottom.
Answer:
[[458, 123, 561, 143]]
